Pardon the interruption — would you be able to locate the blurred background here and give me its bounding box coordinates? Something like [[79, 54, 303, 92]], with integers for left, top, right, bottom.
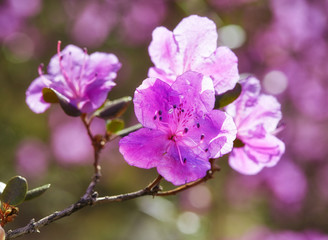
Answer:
[[1, 0, 328, 239]]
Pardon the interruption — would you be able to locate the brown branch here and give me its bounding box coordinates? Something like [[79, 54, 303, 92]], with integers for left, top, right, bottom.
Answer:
[[5, 162, 219, 239], [5, 193, 97, 239]]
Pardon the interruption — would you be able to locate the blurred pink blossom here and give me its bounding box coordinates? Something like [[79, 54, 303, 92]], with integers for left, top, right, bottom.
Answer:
[[16, 138, 49, 178]]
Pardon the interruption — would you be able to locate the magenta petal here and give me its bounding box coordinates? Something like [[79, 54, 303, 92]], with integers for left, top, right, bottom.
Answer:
[[229, 147, 264, 175], [119, 128, 168, 169], [157, 146, 211, 186], [195, 47, 239, 94], [86, 52, 121, 81], [230, 134, 285, 175], [205, 110, 237, 158], [171, 71, 215, 113], [237, 94, 282, 134], [173, 15, 218, 70], [148, 26, 182, 77], [25, 76, 50, 113], [133, 78, 171, 129], [48, 45, 85, 75]]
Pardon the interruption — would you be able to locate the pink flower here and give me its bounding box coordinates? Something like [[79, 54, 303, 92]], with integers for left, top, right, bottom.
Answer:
[[119, 71, 236, 185], [148, 15, 239, 95], [226, 77, 285, 174], [26, 42, 121, 114]]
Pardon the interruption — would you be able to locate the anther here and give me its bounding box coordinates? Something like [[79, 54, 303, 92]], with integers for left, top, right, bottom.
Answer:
[[197, 123, 200, 128], [205, 148, 208, 152], [159, 117, 162, 121], [153, 115, 157, 120], [200, 134, 205, 140], [184, 128, 189, 133], [181, 109, 185, 112], [158, 110, 162, 115], [173, 105, 177, 108], [183, 158, 187, 163]]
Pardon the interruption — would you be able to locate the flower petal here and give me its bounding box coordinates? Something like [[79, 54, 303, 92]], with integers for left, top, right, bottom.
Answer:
[[171, 71, 215, 113], [86, 52, 121, 82], [194, 47, 239, 94], [119, 128, 168, 169], [229, 134, 285, 175], [148, 26, 182, 78], [206, 110, 237, 157], [173, 15, 218, 71], [47, 44, 85, 76], [133, 78, 172, 129], [157, 144, 211, 185], [26, 76, 50, 113]]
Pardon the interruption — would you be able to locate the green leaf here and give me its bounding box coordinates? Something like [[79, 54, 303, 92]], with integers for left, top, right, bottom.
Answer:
[[95, 96, 132, 120], [1, 176, 28, 206], [106, 119, 125, 134], [45, 88, 82, 117], [115, 123, 143, 137], [42, 88, 59, 103], [215, 83, 242, 109], [0, 182, 6, 195], [24, 184, 51, 201]]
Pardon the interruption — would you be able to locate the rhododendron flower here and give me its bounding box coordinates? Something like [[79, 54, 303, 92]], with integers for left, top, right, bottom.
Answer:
[[226, 77, 285, 174], [148, 15, 239, 95], [26, 42, 121, 114], [119, 71, 236, 185]]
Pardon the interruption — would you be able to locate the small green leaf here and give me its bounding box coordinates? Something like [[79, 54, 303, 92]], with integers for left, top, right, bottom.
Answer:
[[215, 83, 242, 109], [0, 182, 6, 195], [116, 123, 143, 137], [42, 87, 81, 116], [24, 184, 51, 201], [106, 119, 125, 134], [1, 176, 27, 206], [42, 88, 59, 103], [95, 96, 132, 120]]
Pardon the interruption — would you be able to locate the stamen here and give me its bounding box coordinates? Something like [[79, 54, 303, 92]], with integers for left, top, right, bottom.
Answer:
[[175, 142, 184, 165], [38, 63, 44, 76], [77, 47, 89, 94], [158, 110, 162, 115], [183, 158, 187, 163], [200, 134, 205, 140], [173, 104, 177, 109], [197, 123, 200, 128], [38, 63, 52, 85], [153, 115, 157, 120], [205, 148, 209, 152], [184, 128, 188, 133], [57, 41, 71, 86], [159, 117, 162, 121]]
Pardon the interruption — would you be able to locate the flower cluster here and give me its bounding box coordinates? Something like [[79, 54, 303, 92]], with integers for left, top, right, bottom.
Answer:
[[25, 15, 285, 186]]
